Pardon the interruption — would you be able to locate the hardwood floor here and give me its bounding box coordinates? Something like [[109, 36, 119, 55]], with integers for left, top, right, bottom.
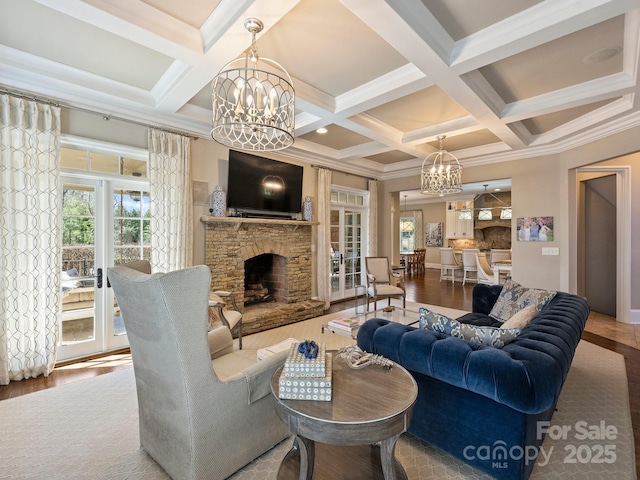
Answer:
[[1, 268, 638, 476]]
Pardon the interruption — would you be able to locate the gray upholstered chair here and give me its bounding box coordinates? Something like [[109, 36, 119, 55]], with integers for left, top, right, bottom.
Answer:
[[365, 256, 406, 311], [107, 262, 290, 480]]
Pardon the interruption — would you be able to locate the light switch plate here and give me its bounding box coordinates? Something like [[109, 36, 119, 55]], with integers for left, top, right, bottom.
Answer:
[[542, 247, 559, 256]]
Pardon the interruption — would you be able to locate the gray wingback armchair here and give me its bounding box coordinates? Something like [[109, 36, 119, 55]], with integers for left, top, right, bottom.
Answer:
[[107, 262, 290, 480]]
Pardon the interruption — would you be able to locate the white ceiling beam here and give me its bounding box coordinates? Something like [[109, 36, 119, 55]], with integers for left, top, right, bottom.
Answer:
[[450, 0, 639, 73]]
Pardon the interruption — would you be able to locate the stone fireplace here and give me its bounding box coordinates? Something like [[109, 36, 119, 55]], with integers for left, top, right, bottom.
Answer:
[[202, 216, 324, 335]]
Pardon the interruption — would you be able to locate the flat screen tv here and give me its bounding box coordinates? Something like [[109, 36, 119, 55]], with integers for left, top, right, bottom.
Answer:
[[227, 150, 304, 217]]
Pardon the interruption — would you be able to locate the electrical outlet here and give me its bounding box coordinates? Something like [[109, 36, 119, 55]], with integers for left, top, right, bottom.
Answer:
[[542, 247, 559, 256]]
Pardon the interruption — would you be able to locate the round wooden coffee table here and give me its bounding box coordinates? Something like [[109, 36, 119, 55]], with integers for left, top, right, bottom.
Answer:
[[271, 352, 418, 480]]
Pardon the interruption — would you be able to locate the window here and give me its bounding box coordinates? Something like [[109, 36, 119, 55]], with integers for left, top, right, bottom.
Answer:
[[400, 215, 415, 252], [61, 147, 147, 177]]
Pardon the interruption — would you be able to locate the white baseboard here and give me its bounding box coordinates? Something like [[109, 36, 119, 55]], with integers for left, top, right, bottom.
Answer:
[[628, 309, 640, 324]]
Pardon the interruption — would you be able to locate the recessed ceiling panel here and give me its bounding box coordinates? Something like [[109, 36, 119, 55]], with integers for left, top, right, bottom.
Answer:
[[187, 84, 211, 110], [425, 0, 541, 40], [365, 150, 416, 165], [520, 99, 618, 135], [299, 124, 371, 150], [364, 86, 468, 131], [480, 16, 624, 103], [141, 0, 220, 29], [425, 130, 500, 152], [255, 0, 408, 96], [0, 0, 172, 90]]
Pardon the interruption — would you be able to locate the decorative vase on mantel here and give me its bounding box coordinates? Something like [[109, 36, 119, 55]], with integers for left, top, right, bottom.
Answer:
[[211, 185, 226, 217], [302, 196, 313, 221]]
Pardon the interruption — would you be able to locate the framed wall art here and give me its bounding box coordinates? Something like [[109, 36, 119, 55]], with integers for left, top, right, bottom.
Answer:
[[426, 222, 443, 247], [516, 216, 553, 242]]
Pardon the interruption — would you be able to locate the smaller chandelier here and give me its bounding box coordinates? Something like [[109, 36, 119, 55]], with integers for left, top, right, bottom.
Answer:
[[420, 135, 463, 196], [211, 18, 295, 152]]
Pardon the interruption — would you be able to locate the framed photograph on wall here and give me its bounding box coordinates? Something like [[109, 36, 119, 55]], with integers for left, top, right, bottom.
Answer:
[[516, 216, 553, 241], [426, 222, 443, 247]]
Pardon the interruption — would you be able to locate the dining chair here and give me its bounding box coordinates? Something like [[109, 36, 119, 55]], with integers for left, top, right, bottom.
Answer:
[[490, 249, 512, 264], [475, 252, 496, 284], [439, 248, 462, 283], [461, 249, 479, 285], [365, 257, 406, 311], [414, 248, 426, 274]]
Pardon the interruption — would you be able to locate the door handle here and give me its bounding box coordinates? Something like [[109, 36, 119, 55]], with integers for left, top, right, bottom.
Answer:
[[96, 268, 103, 289], [340, 254, 344, 264]]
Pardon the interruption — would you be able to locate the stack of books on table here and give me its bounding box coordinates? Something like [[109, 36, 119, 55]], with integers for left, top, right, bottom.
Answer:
[[278, 343, 332, 401], [326, 316, 360, 336]]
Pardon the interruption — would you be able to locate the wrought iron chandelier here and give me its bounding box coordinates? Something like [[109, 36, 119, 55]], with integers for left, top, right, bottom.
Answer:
[[420, 135, 463, 196], [211, 18, 295, 151]]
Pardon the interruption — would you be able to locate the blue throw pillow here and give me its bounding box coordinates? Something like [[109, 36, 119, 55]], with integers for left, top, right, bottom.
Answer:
[[418, 307, 459, 335], [454, 323, 521, 348]]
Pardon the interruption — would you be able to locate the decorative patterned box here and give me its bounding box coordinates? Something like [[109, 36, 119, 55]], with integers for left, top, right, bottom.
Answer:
[[279, 353, 332, 401], [283, 343, 327, 377]]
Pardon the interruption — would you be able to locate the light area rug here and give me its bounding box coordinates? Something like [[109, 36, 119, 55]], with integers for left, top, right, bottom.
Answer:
[[0, 303, 635, 480]]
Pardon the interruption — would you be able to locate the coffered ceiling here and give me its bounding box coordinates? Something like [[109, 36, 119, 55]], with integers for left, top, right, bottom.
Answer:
[[1, 0, 639, 179]]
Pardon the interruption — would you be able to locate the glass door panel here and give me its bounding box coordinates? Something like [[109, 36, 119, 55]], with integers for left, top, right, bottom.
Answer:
[[330, 207, 364, 301], [110, 188, 151, 345], [59, 181, 102, 360]]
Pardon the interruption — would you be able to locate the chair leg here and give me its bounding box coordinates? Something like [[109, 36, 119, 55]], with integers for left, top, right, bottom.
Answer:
[[237, 323, 242, 350]]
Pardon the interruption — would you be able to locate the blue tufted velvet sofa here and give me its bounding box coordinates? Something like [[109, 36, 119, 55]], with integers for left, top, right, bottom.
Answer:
[[356, 283, 589, 480]]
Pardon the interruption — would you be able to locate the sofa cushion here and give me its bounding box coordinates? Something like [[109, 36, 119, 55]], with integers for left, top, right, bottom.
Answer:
[[456, 312, 502, 327], [489, 280, 556, 322], [455, 323, 520, 347], [501, 304, 538, 330]]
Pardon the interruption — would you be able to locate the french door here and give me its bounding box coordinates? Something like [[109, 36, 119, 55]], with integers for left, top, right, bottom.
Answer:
[[330, 206, 365, 301], [59, 176, 149, 361]]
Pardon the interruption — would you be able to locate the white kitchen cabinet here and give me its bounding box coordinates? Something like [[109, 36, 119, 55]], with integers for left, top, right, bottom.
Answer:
[[445, 200, 474, 239]]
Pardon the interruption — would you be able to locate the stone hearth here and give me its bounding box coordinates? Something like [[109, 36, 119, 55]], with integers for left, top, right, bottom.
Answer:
[[202, 216, 324, 335]]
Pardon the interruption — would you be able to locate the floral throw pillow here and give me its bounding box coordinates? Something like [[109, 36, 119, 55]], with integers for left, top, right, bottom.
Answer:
[[489, 279, 529, 322], [518, 287, 557, 312], [455, 323, 521, 348], [418, 307, 458, 335]]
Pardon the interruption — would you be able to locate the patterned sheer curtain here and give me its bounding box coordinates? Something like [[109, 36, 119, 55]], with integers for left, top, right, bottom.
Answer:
[[148, 128, 193, 272], [414, 210, 424, 249], [316, 168, 332, 309], [368, 179, 378, 256], [0, 95, 61, 385]]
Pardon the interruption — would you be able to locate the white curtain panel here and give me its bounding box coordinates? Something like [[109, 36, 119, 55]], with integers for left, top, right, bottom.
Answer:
[[148, 129, 193, 272], [0, 95, 61, 385], [414, 210, 425, 249], [368, 179, 378, 256], [316, 168, 332, 309]]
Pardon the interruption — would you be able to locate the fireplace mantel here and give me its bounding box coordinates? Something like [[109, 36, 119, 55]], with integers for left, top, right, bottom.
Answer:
[[201, 216, 318, 231]]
